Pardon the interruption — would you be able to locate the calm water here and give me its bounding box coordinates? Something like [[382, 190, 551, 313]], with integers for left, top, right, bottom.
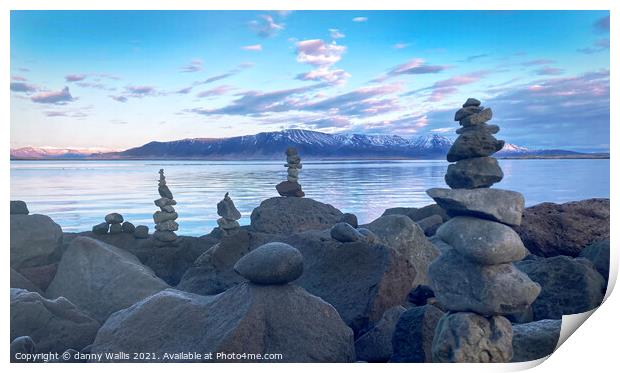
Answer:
[[10, 159, 610, 236]]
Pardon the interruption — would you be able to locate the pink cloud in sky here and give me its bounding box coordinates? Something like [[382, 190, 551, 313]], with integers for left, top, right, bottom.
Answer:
[[31, 86, 74, 104], [241, 44, 262, 51]]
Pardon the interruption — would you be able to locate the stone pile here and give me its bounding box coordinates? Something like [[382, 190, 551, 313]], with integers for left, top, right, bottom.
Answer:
[[427, 98, 541, 363], [216, 192, 241, 236], [92, 213, 144, 237], [153, 169, 179, 243], [276, 147, 305, 197]]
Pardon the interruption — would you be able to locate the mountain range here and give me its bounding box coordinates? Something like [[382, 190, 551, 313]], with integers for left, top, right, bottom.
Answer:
[[10, 129, 606, 160]]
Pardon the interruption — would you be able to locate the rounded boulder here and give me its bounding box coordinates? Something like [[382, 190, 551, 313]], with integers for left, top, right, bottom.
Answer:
[[234, 242, 303, 285]]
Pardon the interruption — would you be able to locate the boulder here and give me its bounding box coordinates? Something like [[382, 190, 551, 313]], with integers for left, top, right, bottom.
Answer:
[[445, 157, 504, 189], [250, 197, 342, 234], [341, 213, 359, 228], [432, 312, 513, 363], [330, 222, 364, 242], [10, 200, 29, 215], [16, 263, 58, 291], [109, 223, 122, 234], [514, 199, 610, 257], [104, 213, 123, 224], [407, 285, 435, 306], [10, 214, 63, 269], [11, 336, 36, 363], [516, 256, 605, 320], [46, 237, 168, 322], [355, 306, 406, 362], [436, 216, 528, 265], [364, 214, 440, 287], [91, 285, 356, 362], [390, 305, 445, 363], [382, 204, 449, 223], [511, 319, 561, 362], [415, 214, 443, 236], [275, 180, 305, 197], [427, 187, 525, 226], [10, 268, 42, 294], [447, 130, 504, 162], [579, 239, 610, 282], [234, 242, 303, 285], [134, 225, 149, 238], [177, 231, 251, 295], [428, 249, 540, 315], [121, 221, 135, 233], [92, 222, 109, 234], [11, 288, 100, 353]]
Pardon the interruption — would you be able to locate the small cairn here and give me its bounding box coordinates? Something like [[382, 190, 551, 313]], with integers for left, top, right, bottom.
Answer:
[[216, 192, 241, 236], [153, 169, 179, 243], [275, 147, 305, 197], [426, 98, 541, 363], [92, 212, 146, 238]]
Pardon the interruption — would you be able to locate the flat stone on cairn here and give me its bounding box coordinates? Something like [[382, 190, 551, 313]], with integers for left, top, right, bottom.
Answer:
[[427, 98, 541, 363], [234, 242, 303, 285], [216, 192, 242, 236], [276, 147, 305, 197], [153, 169, 179, 243]]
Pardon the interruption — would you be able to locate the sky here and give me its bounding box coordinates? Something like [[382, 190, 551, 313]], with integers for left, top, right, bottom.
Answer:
[[10, 10, 610, 152]]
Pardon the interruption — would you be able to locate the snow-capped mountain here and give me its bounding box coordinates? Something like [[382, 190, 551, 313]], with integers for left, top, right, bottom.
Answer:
[[10, 129, 593, 160]]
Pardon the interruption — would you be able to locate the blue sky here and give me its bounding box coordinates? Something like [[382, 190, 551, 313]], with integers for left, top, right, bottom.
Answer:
[[10, 10, 610, 151]]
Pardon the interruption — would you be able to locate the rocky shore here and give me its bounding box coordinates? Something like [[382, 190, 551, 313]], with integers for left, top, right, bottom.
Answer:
[[9, 101, 610, 364]]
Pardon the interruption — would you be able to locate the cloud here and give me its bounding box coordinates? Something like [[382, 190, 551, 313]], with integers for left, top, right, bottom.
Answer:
[[249, 14, 284, 38], [65, 74, 87, 82], [176, 86, 193, 94], [577, 38, 609, 54], [11, 76, 28, 82], [352, 17, 368, 22], [30, 87, 74, 104], [125, 85, 157, 97], [296, 67, 351, 85], [110, 95, 128, 103], [407, 70, 490, 101], [194, 63, 253, 86], [300, 83, 402, 117], [180, 59, 203, 73], [521, 59, 555, 66], [594, 15, 610, 32], [296, 39, 346, 67], [387, 58, 447, 76], [460, 54, 489, 63], [10, 82, 37, 93], [393, 43, 409, 49], [534, 66, 564, 76], [329, 29, 345, 39], [196, 85, 233, 97], [241, 44, 263, 51], [76, 81, 116, 91]]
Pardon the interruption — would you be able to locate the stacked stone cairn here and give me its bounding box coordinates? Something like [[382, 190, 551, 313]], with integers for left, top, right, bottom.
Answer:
[[153, 169, 179, 243], [426, 98, 541, 363], [275, 147, 305, 197], [92, 212, 146, 238], [216, 192, 241, 236]]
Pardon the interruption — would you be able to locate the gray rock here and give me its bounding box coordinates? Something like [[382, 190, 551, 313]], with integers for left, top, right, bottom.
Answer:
[[109, 223, 122, 234], [445, 156, 504, 189], [515, 198, 610, 257], [217, 192, 241, 220], [104, 213, 123, 224], [275, 180, 305, 197], [579, 239, 610, 282], [234, 242, 303, 285], [15, 263, 58, 292], [133, 225, 149, 239], [155, 220, 179, 232], [91, 285, 356, 362], [355, 306, 406, 362], [341, 212, 359, 228], [429, 249, 541, 315], [463, 98, 481, 107], [92, 222, 109, 235], [364, 214, 439, 287], [390, 304, 445, 362], [11, 288, 100, 353], [516, 256, 605, 320], [407, 285, 435, 306], [447, 130, 505, 162], [162, 205, 175, 213], [427, 187, 525, 226], [11, 214, 63, 269], [121, 221, 135, 233], [459, 107, 492, 126], [153, 230, 178, 242], [511, 319, 561, 362], [285, 146, 298, 156], [11, 336, 36, 363], [154, 197, 176, 208], [356, 227, 379, 243], [250, 197, 342, 234], [10, 200, 29, 215], [415, 214, 443, 236], [454, 105, 483, 121], [10, 268, 42, 294], [158, 185, 173, 199], [217, 217, 239, 230], [382, 204, 449, 222], [429, 235, 452, 254], [46, 237, 168, 322], [456, 123, 500, 135], [331, 222, 364, 242], [153, 211, 178, 223], [288, 168, 300, 177], [436, 216, 528, 265], [432, 312, 513, 363]]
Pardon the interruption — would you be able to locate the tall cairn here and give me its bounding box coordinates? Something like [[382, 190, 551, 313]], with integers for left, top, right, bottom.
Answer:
[[426, 98, 541, 363], [153, 169, 179, 243], [275, 147, 305, 197], [216, 192, 241, 236]]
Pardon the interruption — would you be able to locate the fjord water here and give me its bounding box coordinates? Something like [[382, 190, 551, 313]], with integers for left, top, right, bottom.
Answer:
[[10, 159, 609, 236]]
